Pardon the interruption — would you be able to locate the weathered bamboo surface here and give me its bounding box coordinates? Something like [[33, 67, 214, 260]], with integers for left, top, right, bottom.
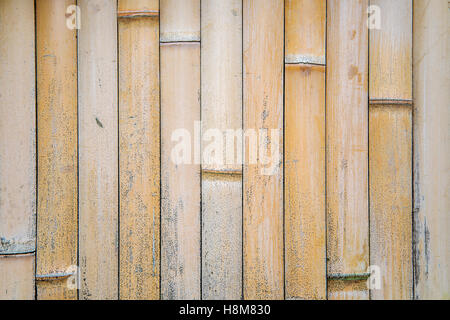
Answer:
[[161, 43, 201, 300], [285, 64, 326, 300], [201, 0, 243, 300], [0, 255, 35, 300], [36, 0, 78, 300], [285, 0, 326, 300], [0, 0, 36, 300], [160, 0, 200, 42], [0, 0, 446, 301], [413, 0, 450, 300], [369, 0, 412, 102], [369, 0, 412, 300], [78, 0, 118, 300], [369, 105, 412, 300], [243, 0, 284, 300], [326, 0, 369, 300], [118, 0, 160, 300], [285, 0, 326, 65]]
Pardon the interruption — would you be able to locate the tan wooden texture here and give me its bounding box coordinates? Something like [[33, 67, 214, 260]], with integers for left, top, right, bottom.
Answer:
[[369, 0, 412, 102], [0, 0, 36, 300], [285, 64, 326, 300], [161, 43, 201, 300], [160, 0, 200, 42], [327, 279, 368, 300], [369, 0, 412, 300], [284, 0, 326, 300], [369, 105, 412, 300], [243, 0, 284, 300], [326, 0, 369, 300], [413, 0, 450, 300], [78, 0, 118, 300], [36, 0, 78, 300], [118, 0, 160, 300], [0, 255, 35, 300], [201, 0, 243, 300], [285, 0, 326, 65]]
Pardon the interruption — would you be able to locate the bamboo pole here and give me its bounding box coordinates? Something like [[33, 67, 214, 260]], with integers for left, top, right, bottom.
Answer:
[[201, 0, 242, 300], [326, 0, 369, 300], [369, 0, 412, 300], [161, 0, 201, 300], [78, 0, 118, 300], [161, 43, 201, 299], [284, 0, 326, 300], [160, 0, 200, 42], [0, 0, 36, 300], [413, 0, 449, 300], [243, 0, 284, 300], [285, 0, 326, 65], [118, 0, 160, 300], [36, 0, 78, 300]]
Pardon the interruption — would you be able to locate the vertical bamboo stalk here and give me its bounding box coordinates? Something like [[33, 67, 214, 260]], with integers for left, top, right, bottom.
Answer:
[[243, 0, 284, 300], [118, 0, 160, 300], [0, 0, 36, 300], [36, 0, 78, 300], [284, 0, 326, 300], [78, 0, 118, 300], [326, 0, 369, 300], [161, 43, 201, 299], [413, 0, 450, 300], [285, 0, 326, 65], [161, 0, 201, 300], [201, 0, 242, 300], [160, 0, 200, 42], [369, 0, 412, 300]]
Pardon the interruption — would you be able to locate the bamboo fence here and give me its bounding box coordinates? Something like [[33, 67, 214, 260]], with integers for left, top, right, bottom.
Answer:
[[0, 0, 448, 300]]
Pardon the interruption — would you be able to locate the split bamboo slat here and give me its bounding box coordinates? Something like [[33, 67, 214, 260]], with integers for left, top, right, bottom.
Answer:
[[326, 0, 369, 300], [285, 0, 326, 300], [243, 0, 284, 300], [160, 0, 200, 42], [118, 0, 160, 300], [0, 0, 36, 300], [413, 0, 449, 300], [161, 0, 201, 300], [201, 0, 243, 300], [369, 0, 412, 300], [36, 0, 78, 300], [78, 0, 118, 299]]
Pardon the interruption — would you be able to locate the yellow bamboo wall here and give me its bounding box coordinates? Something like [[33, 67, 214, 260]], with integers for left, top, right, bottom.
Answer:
[[0, 0, 448, 300]]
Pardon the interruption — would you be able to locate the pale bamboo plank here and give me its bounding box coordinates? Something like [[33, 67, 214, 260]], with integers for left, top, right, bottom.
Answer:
[[243, 0, 284, 300], [160, 0, 200, 42], [118, 0, 160, 300], [120, 0, 159, 12], [0, 255, 35, 300], [369, 0, 412, 101], [369, 105, 412, 300], [0, 0, 36, 300], [326, 0, 369, 300], [201, 0, 242, 300], [284, 0, 326, 300], [202, 173, 242, 299], [285, 0, 326, 65], [78, 0, 118, 300], [36, 0, 78, 300], [285, 64, 326, 300], [413, 0, 450, 300], [161, 43, 201, 299], [327, 279, 367, 300], [369, 0, 412, 300]]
